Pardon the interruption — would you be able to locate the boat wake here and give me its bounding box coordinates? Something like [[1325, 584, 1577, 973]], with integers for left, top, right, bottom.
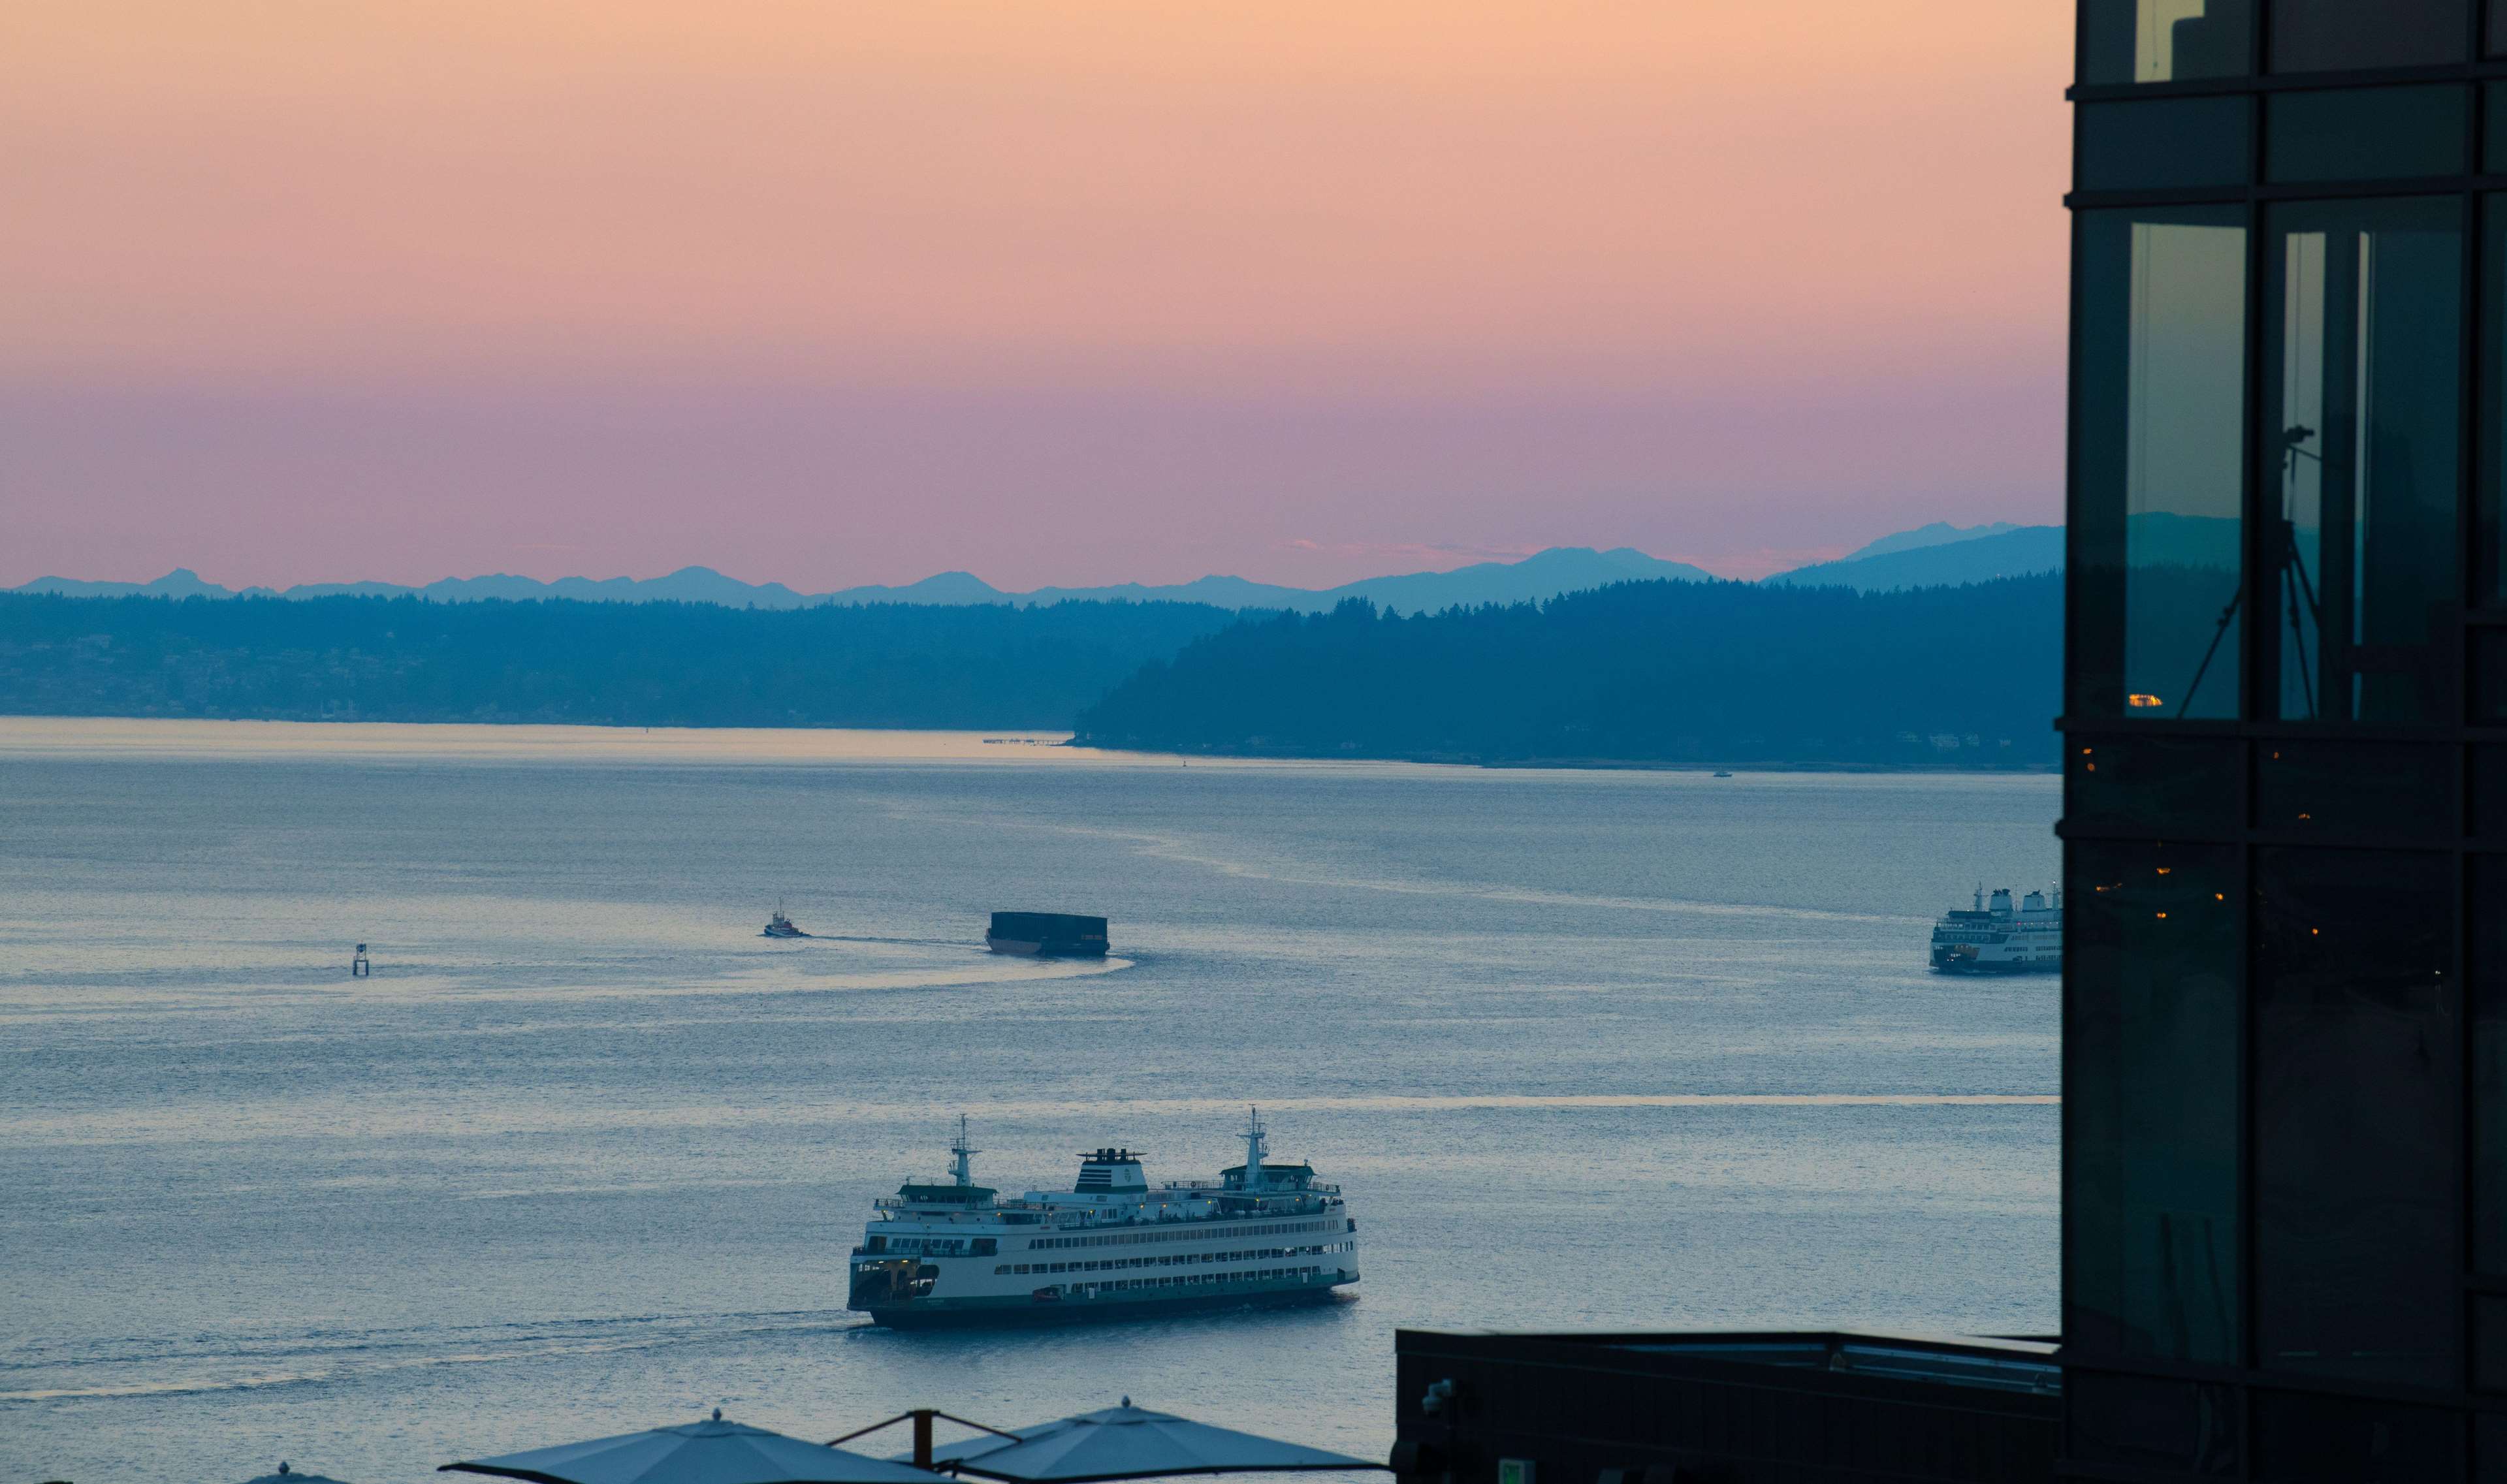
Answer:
[[0, 1310, 861, 1404], [876, 804, 1916, 926]]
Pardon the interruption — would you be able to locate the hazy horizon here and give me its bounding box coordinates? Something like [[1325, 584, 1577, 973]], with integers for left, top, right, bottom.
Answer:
[[12, 518, 2061, 597], [20, 545, 1690, 594], [1, 3, 2069, 592]]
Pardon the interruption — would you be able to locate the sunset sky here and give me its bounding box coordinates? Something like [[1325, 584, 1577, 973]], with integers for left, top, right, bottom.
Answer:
[[0, 3, 2071, 590]]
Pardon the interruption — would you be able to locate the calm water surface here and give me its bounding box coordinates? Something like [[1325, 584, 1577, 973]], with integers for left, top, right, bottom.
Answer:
[[0, 721, 2060, 1483]]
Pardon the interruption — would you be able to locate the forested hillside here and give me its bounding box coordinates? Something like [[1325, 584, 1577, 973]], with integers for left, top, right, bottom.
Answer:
[[1074, 576, 2060, 768], [0, 593, 1243, 728], [1, 576, 2062, 766]]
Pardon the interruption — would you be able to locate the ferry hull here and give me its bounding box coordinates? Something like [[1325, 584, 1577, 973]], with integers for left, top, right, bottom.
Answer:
[[863, 1276, 1354, 1329], [1930, 955, 2062, 975]]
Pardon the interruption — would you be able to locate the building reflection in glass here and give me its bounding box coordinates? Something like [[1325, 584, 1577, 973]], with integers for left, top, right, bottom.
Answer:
[[2074, 208, 2246, 721], [2263, 199, 2461, 724]]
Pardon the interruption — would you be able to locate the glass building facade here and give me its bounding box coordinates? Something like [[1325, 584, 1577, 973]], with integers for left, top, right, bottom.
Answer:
[[2068, 2, 2506, 1476], [1400, 10, 2507, 1484]]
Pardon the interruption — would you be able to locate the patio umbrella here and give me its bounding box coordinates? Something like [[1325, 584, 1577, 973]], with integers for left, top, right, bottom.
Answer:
[[918, 1402, 1378, 1483], [444, 1411, 956, 1484], [240, 1465, 354, 1484]]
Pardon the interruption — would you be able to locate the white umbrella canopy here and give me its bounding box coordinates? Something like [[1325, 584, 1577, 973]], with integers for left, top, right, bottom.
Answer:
[[443, 1412, 957, 1484], [919, 1402, 1377, 1483], [240, 1465, 355, 1484]]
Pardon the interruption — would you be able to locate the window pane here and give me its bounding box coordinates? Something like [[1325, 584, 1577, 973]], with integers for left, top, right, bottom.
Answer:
[[2250, 1392, 2462, 1479], [2065, 1370, 2242, 1474], [2476, 857, 2507, 1271], [2480, 746, 2507, 839], [2080, 98, 2252, 191], [2486, 197, 2507, 606], [2265, 85, 2466, 183], [2254, 847, 2457, 1386], [2066, 840, 2240, 1363], [2074, 208, 2248, 722], [2263, 198, 2462, 725], [2068, 734, 2242, 836], [2254, 740, 2455, 836], [2270, 0, 2470, 72], [2481, 1292, 2507, 1391], [2082, 0, 2254, 83], [2480, 629, 2507, 719]]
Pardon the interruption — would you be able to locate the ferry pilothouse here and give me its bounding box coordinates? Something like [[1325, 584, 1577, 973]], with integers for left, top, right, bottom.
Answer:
[[1929, 885, 2062, 974], [846, 1111, 1359, 1327]]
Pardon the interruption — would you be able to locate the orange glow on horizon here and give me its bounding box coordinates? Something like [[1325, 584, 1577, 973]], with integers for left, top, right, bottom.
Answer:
[[0, 2, 2073, 590], [0, 1, 2069, 392]]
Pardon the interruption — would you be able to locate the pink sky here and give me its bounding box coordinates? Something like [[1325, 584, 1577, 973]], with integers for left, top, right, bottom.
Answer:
[[0, 3, 2071, 590]]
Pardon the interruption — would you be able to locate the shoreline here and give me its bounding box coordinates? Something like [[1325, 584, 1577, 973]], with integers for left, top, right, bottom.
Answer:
[[1067, 734, 2054, 774], [0, 714, 2058, 776]]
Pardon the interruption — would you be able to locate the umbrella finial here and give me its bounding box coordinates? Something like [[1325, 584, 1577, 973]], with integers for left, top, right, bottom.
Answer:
[[713, 1408, 724, 1421], [280, 1466, 291, 1476], [1121, 1397, 1130, 1408]]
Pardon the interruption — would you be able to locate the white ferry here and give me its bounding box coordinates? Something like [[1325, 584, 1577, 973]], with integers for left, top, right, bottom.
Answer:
[[847, 1111, 1359, 1327], [1929, 885, 2062, 974]]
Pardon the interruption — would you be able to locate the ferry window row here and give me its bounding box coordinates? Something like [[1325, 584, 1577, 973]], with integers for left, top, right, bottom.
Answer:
[[862, 1235, 993, 1256], [1032, 1267, 1332, 1291], [2070, 195, 2505, 727], [999, 1242, 1349, 1275], [1027, 1218, 1339, 1249], [2080, 0, 2489, 85]]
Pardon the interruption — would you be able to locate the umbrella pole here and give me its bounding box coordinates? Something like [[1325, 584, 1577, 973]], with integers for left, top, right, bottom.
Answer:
[[827, 1407, 1023, 1469]]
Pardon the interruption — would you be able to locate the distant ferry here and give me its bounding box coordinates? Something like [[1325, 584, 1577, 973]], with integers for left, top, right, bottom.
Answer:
[[1930, 886, 2061, 974], [847, 1112, 1359, 1327], [984, 911, 1109, 957], [762, 908, 810, 939]]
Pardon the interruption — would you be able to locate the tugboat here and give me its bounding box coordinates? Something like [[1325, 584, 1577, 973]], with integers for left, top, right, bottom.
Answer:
[[762, 906, 811, 939], [1929, 885, 2062, 973], [847, 1111, 1358, 1327]]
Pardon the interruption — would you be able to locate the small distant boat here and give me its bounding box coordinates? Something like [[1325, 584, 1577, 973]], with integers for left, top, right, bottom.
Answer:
[[1712, 770, 1733, 778], [763, 908, 812, 939], [985, 911, 1110, 958]]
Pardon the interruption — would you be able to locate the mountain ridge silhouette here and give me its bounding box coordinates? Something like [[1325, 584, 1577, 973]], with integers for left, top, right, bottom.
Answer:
[[14, 521, 2069, 610]]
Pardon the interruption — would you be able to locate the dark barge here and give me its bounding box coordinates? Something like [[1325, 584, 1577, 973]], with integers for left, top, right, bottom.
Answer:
[[984, 911, 1110, 957]]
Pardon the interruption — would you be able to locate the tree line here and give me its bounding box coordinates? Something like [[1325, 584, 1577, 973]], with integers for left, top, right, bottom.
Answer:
[[0, 592, 1241, 729], [1073, 576, 2060, 768], [0, 575, 2060, 766]]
